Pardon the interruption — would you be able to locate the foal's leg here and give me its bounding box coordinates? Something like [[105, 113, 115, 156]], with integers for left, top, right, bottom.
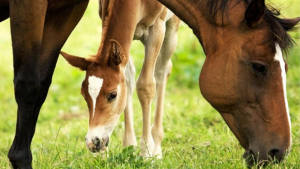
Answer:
[[8, 1, 89, 168], [137, 17, 166, 157], [152, 15, 180, 158], [123, 56, 137, 147]]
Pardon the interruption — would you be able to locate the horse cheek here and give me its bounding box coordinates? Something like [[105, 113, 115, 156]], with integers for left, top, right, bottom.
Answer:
[[200, 57, 239, 111]]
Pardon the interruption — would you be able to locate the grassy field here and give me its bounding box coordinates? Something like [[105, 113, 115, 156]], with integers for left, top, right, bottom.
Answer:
[[0, 0, 299, 168]]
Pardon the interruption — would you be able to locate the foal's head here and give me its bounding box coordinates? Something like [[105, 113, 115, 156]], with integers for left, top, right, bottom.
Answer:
[[61, 40, 127, 152]]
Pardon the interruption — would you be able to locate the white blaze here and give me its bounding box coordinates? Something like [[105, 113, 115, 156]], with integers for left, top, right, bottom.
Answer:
[[88, 76, 103, 118], [274, 43, 291, 145]]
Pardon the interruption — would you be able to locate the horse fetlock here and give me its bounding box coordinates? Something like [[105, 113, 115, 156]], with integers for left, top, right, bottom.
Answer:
[[8, 148, 32, 169]]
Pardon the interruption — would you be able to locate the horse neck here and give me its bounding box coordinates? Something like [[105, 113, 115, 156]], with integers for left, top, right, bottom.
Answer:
[[96, 0, 140, 63], [157, 0, 246, 56]]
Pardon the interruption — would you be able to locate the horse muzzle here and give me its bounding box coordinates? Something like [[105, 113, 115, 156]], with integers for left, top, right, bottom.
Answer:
[[243, 146, 288, 166], [85, 136, 109, 153]]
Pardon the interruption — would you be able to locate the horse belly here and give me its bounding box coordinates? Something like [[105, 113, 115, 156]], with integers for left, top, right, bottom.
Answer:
[[133, 1, 170, 41], [133, 24, 149, 40]]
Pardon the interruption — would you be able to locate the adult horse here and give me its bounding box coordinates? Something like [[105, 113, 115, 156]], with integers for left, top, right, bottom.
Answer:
[[60, 0, 180, 159], [0, 0, 90, 168], [157, 0, 299, 166]]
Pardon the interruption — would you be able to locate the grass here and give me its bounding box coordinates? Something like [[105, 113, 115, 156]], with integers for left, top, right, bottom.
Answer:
[[0, 0, 299, 168]]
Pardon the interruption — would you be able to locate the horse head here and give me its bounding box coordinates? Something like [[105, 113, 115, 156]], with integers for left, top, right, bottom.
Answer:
[[157, 0, 299, 166], [60, 40, 128, 152]]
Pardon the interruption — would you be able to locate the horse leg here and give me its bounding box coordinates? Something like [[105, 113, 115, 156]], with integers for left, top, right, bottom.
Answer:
[[27, 0, 89, 141], [7, 1, 47, 168], [152, 15, 180, 159], [137, 17, 166, 157], [7, 1, 89, 168], [123, 56, 137, 147]]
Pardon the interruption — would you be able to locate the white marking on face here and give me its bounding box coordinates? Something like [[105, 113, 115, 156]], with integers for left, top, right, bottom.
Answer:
[[88, 76, 103, 118], [274, 43, 291, 146]]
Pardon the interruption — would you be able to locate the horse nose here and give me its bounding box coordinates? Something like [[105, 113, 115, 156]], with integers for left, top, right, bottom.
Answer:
[[244, 147, 286, 166], [85, 136, 110, 153]]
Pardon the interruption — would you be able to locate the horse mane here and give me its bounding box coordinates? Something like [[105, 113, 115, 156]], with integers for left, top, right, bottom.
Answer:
[[264, 5, 298, 53], [94, 0, 117, 63], [207, 0, 299, 53]]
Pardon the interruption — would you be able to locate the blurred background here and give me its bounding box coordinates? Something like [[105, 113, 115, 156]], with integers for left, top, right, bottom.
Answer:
[[0, 0, 299, 168]]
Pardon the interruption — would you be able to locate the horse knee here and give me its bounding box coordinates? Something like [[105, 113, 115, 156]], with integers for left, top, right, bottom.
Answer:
[[136, 77, 156, 102], [14, 76, 40, 106]]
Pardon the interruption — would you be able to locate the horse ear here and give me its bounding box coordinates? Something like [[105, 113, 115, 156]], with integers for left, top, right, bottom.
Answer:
[[108, 40, 126, 67], [60, 51, 91, 71], [245, 0, 265, 28]]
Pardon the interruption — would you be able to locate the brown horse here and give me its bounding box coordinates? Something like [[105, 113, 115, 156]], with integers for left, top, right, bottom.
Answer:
[[157, 0, 299, 166], [61, 0, 180, 158], [1, 0, 298, 168], [0, 0, 90, 168]]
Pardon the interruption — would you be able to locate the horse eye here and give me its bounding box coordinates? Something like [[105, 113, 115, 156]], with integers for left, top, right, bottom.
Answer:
[[107, 91, 117, 102], [251, 63, 267, 76]]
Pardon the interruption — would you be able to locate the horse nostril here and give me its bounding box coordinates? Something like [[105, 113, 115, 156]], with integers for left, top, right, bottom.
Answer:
[[268, 148, 284, 162], [93, 137, 100, 147], [269, 149, 279, 156]]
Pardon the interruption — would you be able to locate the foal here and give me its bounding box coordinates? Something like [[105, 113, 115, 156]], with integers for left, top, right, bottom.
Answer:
[[61, 0, 180, 158]]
